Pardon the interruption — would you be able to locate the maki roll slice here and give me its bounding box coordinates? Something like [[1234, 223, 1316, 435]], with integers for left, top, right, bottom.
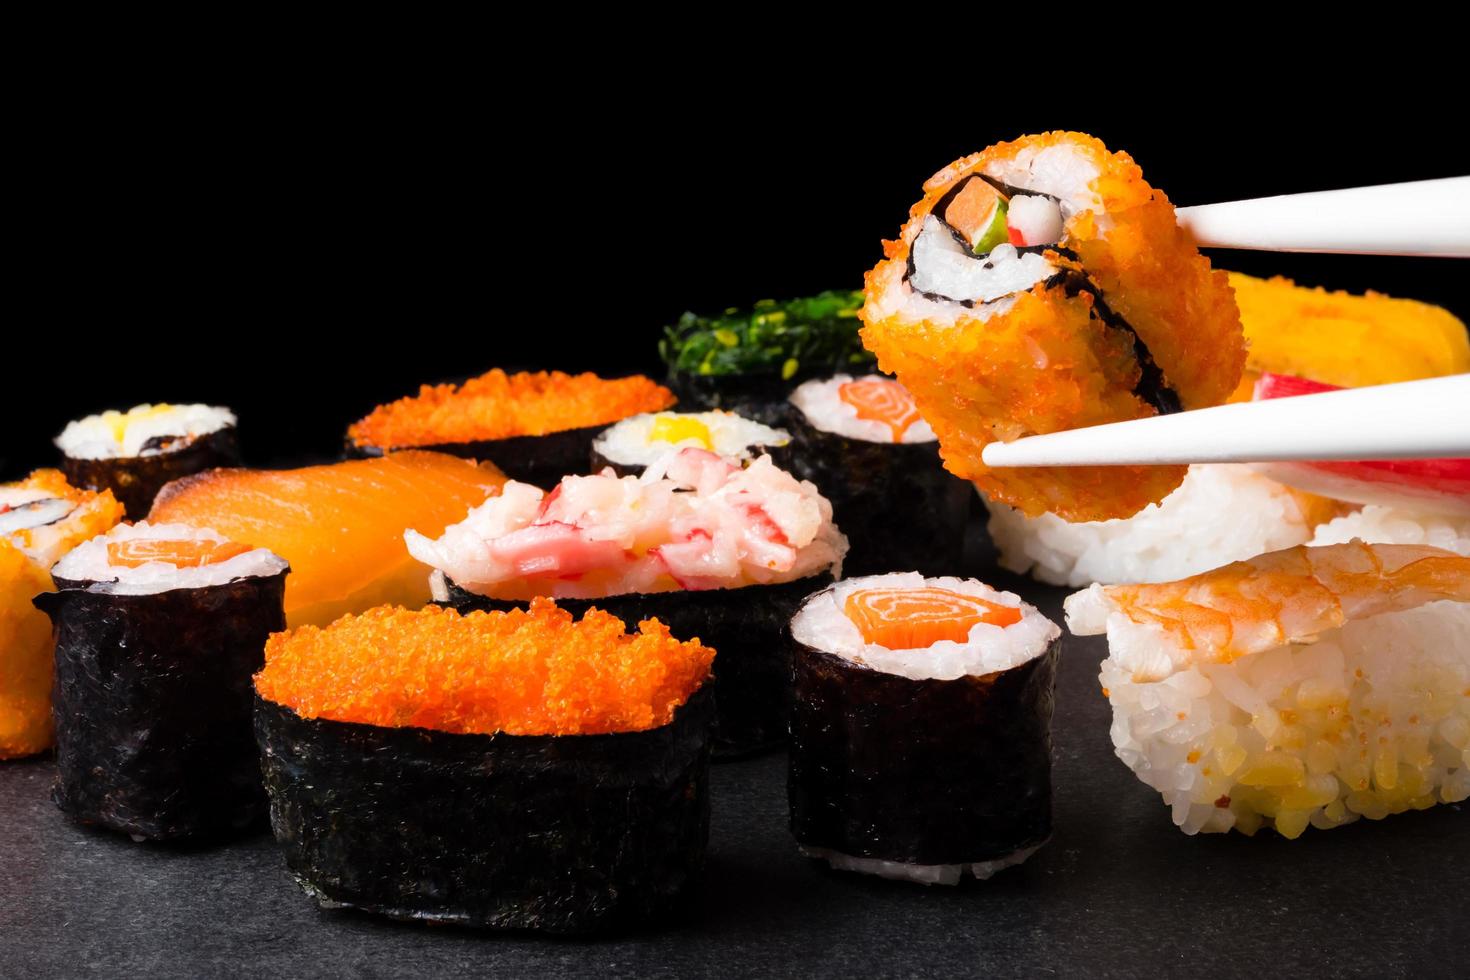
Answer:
[[407, 447, 849, 757], [1066, 541, 1470, 838], [660, 289, 871, 424], [150, 451, 506, 627], [56, 403, 241, 518], [784, 374, 971, 576], [590, 409, 791, 477], [347, 369, 675, 487], [254, 600, 715, 934], [789, 573, 1061, 884], [1, 470, 124, 758], [860, 131, 1245, 521], [35, 522, 288, 839]]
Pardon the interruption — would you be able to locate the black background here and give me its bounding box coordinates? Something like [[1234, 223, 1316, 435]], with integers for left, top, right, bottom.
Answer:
[[7, 92, 1465, 477]]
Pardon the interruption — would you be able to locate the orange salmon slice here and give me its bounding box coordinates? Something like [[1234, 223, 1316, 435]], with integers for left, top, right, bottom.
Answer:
[[149, 451, 506, 626], [107, 538, 253, 569], [838, 378, 921, 443], [844, 586, 1021, 649]]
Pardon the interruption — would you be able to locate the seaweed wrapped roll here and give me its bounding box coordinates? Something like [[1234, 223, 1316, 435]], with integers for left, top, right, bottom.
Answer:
[[254, 600, 715, 934], [56, 403, 240, 518], [36, 521, 288, 839], [784, 374, 970, 576], [789, 573, 1060, 884], [347, 369, 675, 487], [407, 447, 848, 756]]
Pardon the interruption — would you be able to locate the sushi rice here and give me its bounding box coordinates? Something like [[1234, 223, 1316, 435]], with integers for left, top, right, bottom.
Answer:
[[788, 375, 935, 444], [53, 521, 287, 594], [55, 404, 236, 460], [592, 410, 790, 468]]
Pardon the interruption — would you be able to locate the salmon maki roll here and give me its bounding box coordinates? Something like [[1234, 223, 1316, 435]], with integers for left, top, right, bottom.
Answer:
[[860, 131, 1245, 521], [788, 572, 1060, 884]]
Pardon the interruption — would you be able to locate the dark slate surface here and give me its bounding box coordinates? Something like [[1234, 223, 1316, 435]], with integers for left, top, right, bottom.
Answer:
[[3, 573, 1467, 978]]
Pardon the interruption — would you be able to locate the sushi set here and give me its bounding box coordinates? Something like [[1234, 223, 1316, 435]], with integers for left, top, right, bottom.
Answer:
[[3, 132, 1468, 969]]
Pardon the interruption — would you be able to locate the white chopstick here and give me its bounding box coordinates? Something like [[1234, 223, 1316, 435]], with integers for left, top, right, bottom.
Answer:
[[1175, 177, 1470, 257], [980, 375, 1470, 468]]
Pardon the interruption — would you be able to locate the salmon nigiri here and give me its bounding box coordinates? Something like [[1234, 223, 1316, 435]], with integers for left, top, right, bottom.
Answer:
[[151, 451, 506, 626]]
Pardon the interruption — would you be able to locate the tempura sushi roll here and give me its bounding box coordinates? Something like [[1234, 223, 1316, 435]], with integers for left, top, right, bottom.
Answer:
[[788, 573, 1060, 884], [1066, 541, 1470, 838], [347, 369, 675, 487], [861, 131, 1245, 521], [56, 403, 240, 518], [591, 409, 790, 477], [407, 447, 848, 756], [1, 471, 124, 759], [660, 289, 871, 424], [784, 374, 970, 576], [36, 522, 288, 839], [254, 600, 714, 934]]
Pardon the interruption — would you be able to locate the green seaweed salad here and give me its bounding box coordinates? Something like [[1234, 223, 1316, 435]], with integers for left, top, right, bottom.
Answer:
[[660, 290, 874, 380]]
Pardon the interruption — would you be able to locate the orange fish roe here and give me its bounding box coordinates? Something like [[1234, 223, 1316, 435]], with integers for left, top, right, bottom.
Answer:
[[107, 537, 252, 569], [844, 587, 1021, 649], [348, 369, 677, 451], [838, 378, 921, 443], [255, 598, 713, 737]]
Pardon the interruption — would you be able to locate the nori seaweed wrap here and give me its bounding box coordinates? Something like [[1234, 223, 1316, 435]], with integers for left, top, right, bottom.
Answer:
[[782, 374, 970, 577], [787, 573, 1060, 884], [345, 369, 675, 488], [36, 522, 288, 840], [442, 573, 828, 758], [660, 290, 872, 425], [56, 404, 241, 520], [252, 600, 715, 934]]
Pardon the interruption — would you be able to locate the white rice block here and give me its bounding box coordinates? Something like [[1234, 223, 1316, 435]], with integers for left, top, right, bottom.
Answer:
[[789, 572, 1058, 682], [56, 403, 235, 460], [985, 464, 1320, 587], [1310, 505, 1470, 556], [788, 374, 935, 444], [907, 216, 1055, 306], [52, 521, 286, 595]]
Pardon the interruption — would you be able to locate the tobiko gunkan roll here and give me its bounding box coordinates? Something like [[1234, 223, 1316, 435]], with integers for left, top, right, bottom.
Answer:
[[254, 600, 714, 934], [860, 131, 1245, 521], [1, 470, 124, 759], [407, 447, 848, 756], [36, 522, 288, 840], [783, 374, 970, 576], [660, 289, 872, 424], [591, 409, 791, 477], [1066, 541, 1470, 838], [56, 403, 241, 518], [788, 573, 1060, 884], [347, 369, 675, 487]]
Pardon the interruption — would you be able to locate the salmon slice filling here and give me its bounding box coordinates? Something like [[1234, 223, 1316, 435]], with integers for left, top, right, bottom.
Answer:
[[107, 538, 254, 569], [837, 378, 922, 443], [844, 587, 1022, 649]]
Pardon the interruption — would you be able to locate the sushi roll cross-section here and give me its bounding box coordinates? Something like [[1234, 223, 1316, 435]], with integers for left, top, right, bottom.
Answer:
[[591, 410, 791, 477], [253, 600, 715, 934], [783, 374, 971, 577], [408, 446, 848, 756], [788, 573, 1061, 884], [36, 521, 288, 840], [55, 403, 240, 519], [1066, 541, 1470, 839], [860, 131, 1245, 521], [347, 369, 675, 487], [0, 470, 124, 759], [148, 451, 506, 627]]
